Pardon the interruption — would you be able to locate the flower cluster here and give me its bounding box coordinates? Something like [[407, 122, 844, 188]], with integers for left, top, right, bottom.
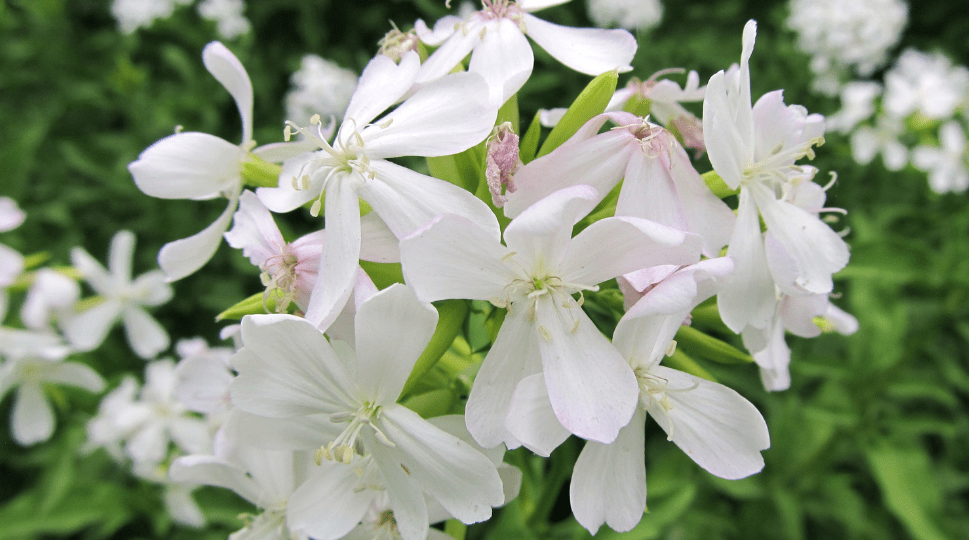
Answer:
[[111, 0, 250, 39], [3, 3, 861, 538]]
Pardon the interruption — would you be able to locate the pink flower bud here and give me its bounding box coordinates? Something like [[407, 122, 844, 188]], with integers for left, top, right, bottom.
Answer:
[[485, 122, 522, 207]]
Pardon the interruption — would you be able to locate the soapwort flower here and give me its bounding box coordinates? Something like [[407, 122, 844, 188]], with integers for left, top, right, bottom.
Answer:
[[400, 185, 702, 448], [415, 0, 636, 105]]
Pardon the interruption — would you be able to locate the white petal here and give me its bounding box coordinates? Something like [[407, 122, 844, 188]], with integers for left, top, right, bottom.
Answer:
[[751, 320, 791, 392], [503, 185, 599, 272], [203, 41, 254, 142], [399, 214, 515, 303], [12, 383, 55, 445], [505, 373, 571, 457], [519, 0, 572, 11], [535, 296, 639, 443], [504, 130, 633, 218], [230, 315, 356, 417], [158, 192, 239, 281], [562, 216, 702, 286], [354, 284, 437, 404], [108, 230, 136, 283], [0, 197, 25, 232], [361, 159, 501, 240], [614, 310, 688, 372], [364, 72, 495, 159], [466, 306, 542, 448], [701, 72, 747, 190], [303, 175, 362, 332], [41, 361, 105, 392], [647, 365, 770, 478], [414, 16, 462, 46], [224, 190, 285, 267], [122, 307, 170, 359], [286, 461, 374, 540], [469, 19, 534, 105], [63, 300, 123, 352], [129, 132, 244, 199], [0, 244, 24, 288], [380, 405, 504, 523], [255, 152, 323, 213], [70, 245, 113, 294], [523, 14, 636, 75], [130, 271, 174, 306], [719, 189, 776, 333], [171, 456, 258, 504], [569, 409, 646, 535], [344, 51, 421, 127], [416, 19, 482, 83], [359, 212, 400, 263], [365, 430, 429, 540], [223, 410, 338, 451]]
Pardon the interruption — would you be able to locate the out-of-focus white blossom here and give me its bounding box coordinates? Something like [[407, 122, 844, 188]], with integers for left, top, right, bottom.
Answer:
[[586, 0, 663, 31], [884, 49, 969, 120], [826, 81, 882, 134], [787, 0, 907, 95], [913, 122, 969, 194], [285, 55, 358, 127], [851, 115, 908, 171], [111, 0, 191, 34], [198, 0, 251, 39], [0, 197, 25, 293]]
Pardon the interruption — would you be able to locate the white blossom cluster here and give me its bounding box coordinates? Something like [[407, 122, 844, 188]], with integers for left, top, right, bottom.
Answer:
[[111, 0, 250, 39], [4, 2, 862, 538], [586, 0, 664, 32], [830, 49, 969, 194], [786, 0, 907, 95], [285, 55, 359, 127]]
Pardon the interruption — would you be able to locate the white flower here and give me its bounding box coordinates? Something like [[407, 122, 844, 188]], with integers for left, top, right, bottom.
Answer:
[[0, 197, 26, 291], [173, 337, 235, 429], [110, 0, 192, 34], [826, 81, 882, 134], [787, 0, 907, 94], [606, 69, 707, 153], [415, 0, 637, 105], [64, 230, 172, 359], [850, 115, 908, 171], [21, 269, 80, 331], [586, 0, 663, 31], [0, 331, 104, 445], [285, 55, 358, 127], [258, 51, 499, 332], [227, 285, 505, 540], [505, 112, 735, 257], [198, 0, 251, 40], [400, 185, 702, 447], [884, 49, 969, 120], [912, 121, 969, 194]]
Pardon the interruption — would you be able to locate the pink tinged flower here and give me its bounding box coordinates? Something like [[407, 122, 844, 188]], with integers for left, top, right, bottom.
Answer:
[[64, 230, 173, 359], [227, 285, 504, 540], [485, 122, 523, 207], [570, 258, 769, 534], [415, 0, 636, 105], [607, 69, 707, 153], [505, 112, 734, 257], [0, 333, 104, 445], [257, 51, 499, 332], [400, 185, 703, 448]]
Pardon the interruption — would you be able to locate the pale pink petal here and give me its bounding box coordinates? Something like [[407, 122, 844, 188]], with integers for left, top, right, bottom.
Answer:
[[469, 19, 534, 105], [505, 373, 571, 457], [536, 296, 639, 443], [503, 185, 599, 272], [129, 132, 245, 199], [399, 214, 515, 303], [224, 190, 285, 267], [523, 14, 636, 75], [12, 383, 55, 445], [569, 409, 646, 535], [203, 41, 253, 142], [647, 365, 770, 477], [122, 307, 170, 359], [344, 51, 421, 127], [158, 191, 239, 281]]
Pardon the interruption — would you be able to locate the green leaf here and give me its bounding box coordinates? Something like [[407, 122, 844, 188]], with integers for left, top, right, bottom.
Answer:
[[536, 70, 618, 158], [241, 154, 283, 188], [400, 388, 455, 418], [664, 350, 717, 382], [674, 325, 753, 364], [358, 260, 405, 289], [215, 290, 281, 321], [497, 93, 519, 133], [701, 170, 739, 198], [519, 111, 542, 164], [866, 443, 951, 540], [400, 299, 469, 397]]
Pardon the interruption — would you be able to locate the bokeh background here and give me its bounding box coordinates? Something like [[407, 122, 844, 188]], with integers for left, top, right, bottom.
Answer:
[[1, 0, 968, 538]]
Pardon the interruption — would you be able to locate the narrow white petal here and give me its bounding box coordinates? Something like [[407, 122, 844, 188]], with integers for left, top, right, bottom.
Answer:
[[466, 306, 542, 448], [203, 41, 254, 142], [224, 190, 285, 268], [380, 405, 504, 523], [361, 159, 501, 241], [519, 0, 572, 11], [647, 365, 770, 478], [12, 383, 55, 445], [414, 16, 463, 46], [344, 51, 421, 127], [701, 72, 747, 190], [303, 176, 363, 332], [469, 19, 534, 105], [563, 216, 702, 287], [158, 192, 239, 281], [63, 300, 123, 352], [416, 19, 482, 82], [70, 246, 113, 294], [354, 285, 437, 404], [108, 230, 135, 283], [505, 373, 571, 457], [536, 297, 639, 443], [287, 461, 375, 540], [614, 311, 687, 372], [41, 362, 105, 392], [570, 410, 646, 535], [122, 307, 170, 359], [719, 189, 776, 333], [365, 431, 429, 540], [523, 14, 636, 75], [170, 455, 261, 506], [399, 214, 515, 303], [364, 72, 495, 159], [129, 132, 244, 199]]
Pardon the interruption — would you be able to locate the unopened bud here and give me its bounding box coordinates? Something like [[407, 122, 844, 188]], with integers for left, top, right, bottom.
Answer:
[[485, 122, 522, 208]]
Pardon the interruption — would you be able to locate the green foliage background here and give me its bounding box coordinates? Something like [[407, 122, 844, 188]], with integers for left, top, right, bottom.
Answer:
[[1, 0, 968, 538]]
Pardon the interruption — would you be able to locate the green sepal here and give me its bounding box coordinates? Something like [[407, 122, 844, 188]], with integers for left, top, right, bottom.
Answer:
[[444, 520, 468, 540], [664, 349, 717, 382], [701, 170, 739, 198], [11, 266, 79, 291], [674, 325, 753, 364], [497, 93, 520, 133], [400, 299, 469, 397], [23, 252, 52, 270], [537, 70, 618, 158], [519, 111, 542, 164], [622, 93, 651, 117], [241, 154, 283, 188], [485, 306, 507, 344], [358, 261, 404, 289], [215, 290, 283, 321], [400, 388, 454, 419]]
